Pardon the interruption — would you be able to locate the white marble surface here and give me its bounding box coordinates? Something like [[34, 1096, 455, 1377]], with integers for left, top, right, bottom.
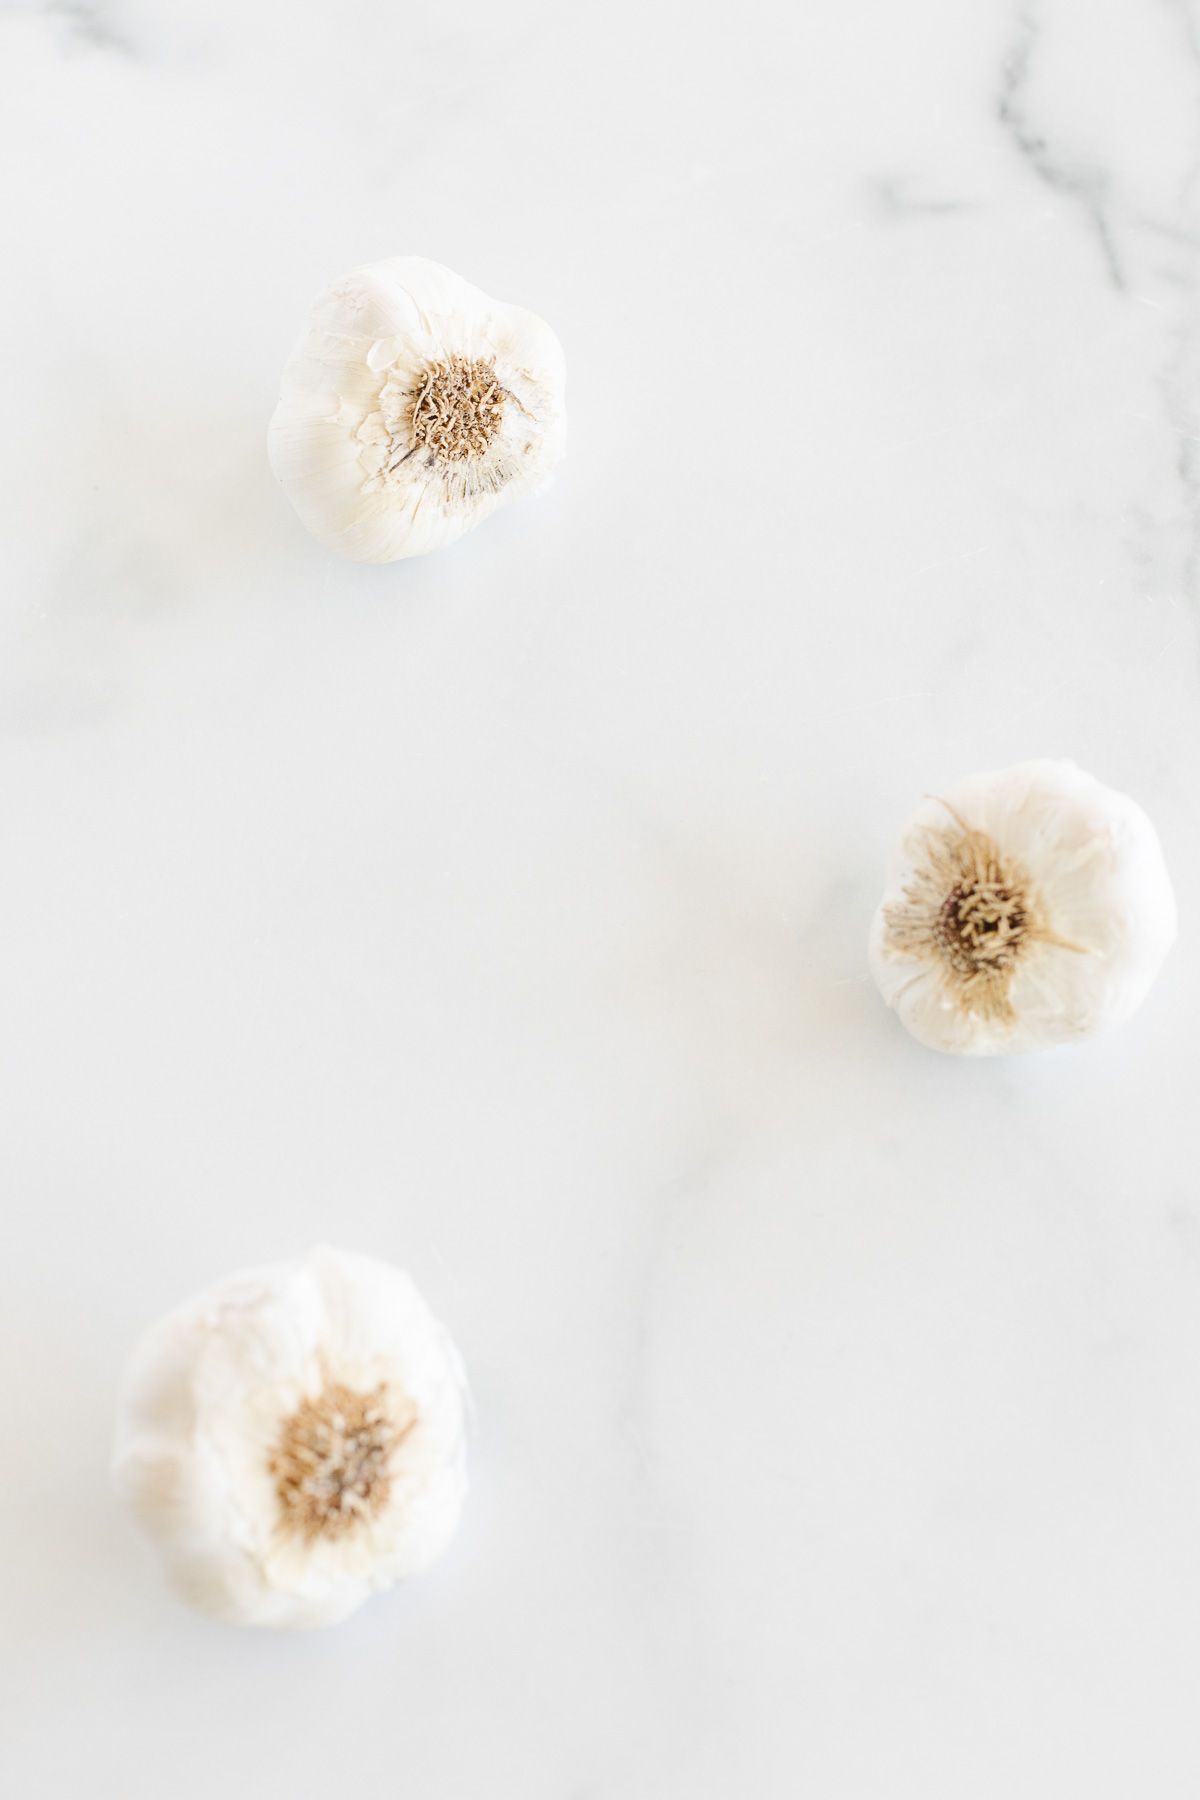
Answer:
[[4, 0, 1200, 1792]]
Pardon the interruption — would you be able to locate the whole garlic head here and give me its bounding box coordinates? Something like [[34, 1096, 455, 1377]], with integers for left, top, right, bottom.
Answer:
[[268, 256, 566, 562], [868, 760, 1176, 1056], [112, 1247, 468, 1628]]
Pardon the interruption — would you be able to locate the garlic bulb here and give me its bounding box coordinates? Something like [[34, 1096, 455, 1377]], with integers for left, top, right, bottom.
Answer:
[[268, 256, 566, 561], [112, 1247, 467, 1628], [868, 760, 1176, 1055]]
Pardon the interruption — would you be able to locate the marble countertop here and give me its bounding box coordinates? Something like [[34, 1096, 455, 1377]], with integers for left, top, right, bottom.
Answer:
[[4, 0, 1200, 1793]]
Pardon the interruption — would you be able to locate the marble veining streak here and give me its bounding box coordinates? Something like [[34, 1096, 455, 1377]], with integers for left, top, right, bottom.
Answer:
[[999, 15, 1128, 291], [2, 0, 1200, 1796]]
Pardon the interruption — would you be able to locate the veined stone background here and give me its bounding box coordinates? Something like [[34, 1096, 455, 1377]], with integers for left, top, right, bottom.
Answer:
[[3, 1, 1200, 1794]]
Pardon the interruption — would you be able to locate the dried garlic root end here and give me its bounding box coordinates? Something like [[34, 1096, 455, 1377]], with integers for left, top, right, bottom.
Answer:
[[270, 1377, 418, 1545]]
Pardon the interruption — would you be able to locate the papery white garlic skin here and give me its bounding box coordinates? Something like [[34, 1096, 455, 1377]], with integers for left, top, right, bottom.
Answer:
[[112, 1247, 467, 1628], [268, 256, 566, 562], [868, 760, 1177, 1056]]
